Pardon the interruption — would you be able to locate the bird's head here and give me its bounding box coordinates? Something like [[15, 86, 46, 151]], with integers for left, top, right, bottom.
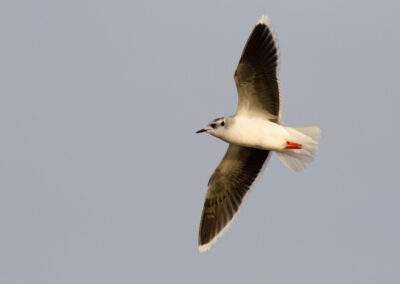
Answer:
[[196, 117, 226, 136]]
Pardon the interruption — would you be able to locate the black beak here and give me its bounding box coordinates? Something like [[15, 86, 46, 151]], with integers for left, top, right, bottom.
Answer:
[[196, 129, 207, 134]]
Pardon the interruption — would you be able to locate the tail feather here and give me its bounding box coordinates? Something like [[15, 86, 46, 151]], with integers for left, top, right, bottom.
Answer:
[[277, 126, 321, 171]]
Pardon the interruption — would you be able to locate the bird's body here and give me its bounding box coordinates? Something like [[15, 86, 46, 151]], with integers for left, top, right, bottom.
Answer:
[[210, 116, 290, 151], [196, 15, 321, 252]]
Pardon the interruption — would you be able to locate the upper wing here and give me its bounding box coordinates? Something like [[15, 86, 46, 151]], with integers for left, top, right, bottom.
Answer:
[[198, 144, 270, 252], [234, 15, 281, 122]]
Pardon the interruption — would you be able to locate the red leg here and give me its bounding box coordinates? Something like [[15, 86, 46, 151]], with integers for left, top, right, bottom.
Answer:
[[286, 141, 302, 149]]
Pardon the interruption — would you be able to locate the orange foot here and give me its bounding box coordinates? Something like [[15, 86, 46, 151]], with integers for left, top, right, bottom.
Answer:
[[286, 141, 302, 149]]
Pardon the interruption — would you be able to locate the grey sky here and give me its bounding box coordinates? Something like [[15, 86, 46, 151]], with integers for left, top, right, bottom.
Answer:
[[1, 0, 399, 283]]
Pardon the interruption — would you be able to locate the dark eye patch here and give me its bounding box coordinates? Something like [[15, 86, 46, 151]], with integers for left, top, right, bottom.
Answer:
[[221, 121, 225, 126], [210, 123, 216, 129]]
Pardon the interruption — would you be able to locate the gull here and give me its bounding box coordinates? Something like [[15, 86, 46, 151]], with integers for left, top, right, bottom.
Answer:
[[196, 15, 321, 253]]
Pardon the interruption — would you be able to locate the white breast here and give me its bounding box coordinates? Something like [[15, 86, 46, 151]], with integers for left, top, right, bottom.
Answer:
[[218, 116, 289, 151]]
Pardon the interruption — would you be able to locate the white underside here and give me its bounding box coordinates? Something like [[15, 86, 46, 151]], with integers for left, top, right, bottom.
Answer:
[[216, 116, 290, 151], [209, 116, 321, 171]]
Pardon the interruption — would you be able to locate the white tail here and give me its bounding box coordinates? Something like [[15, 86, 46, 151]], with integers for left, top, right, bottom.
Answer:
[[277, 126, 321, 171]]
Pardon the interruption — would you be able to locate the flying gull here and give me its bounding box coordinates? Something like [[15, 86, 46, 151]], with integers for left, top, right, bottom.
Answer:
[[196, 15, 321, 252]]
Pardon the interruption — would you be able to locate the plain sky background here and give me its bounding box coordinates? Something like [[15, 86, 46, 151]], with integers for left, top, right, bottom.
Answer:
[[1, 0, 399, 283]]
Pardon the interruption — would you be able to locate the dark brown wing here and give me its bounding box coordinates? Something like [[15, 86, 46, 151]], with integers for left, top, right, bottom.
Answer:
[[198, 144, 270, 252], [234, 15, 281, 122]]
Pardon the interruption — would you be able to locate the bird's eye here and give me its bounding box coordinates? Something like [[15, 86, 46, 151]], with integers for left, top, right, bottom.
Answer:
[[210, 123, 216, 129], [221, 121, 225, 126]]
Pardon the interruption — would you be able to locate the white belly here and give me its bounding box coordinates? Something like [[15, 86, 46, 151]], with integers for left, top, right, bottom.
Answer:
[[219, 116, 289, 151]]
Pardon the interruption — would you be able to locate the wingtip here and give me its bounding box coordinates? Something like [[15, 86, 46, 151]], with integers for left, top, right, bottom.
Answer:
[[198, 243, 211, 253], [197, 188, 253, 254], [257, 15, 271, 26]]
